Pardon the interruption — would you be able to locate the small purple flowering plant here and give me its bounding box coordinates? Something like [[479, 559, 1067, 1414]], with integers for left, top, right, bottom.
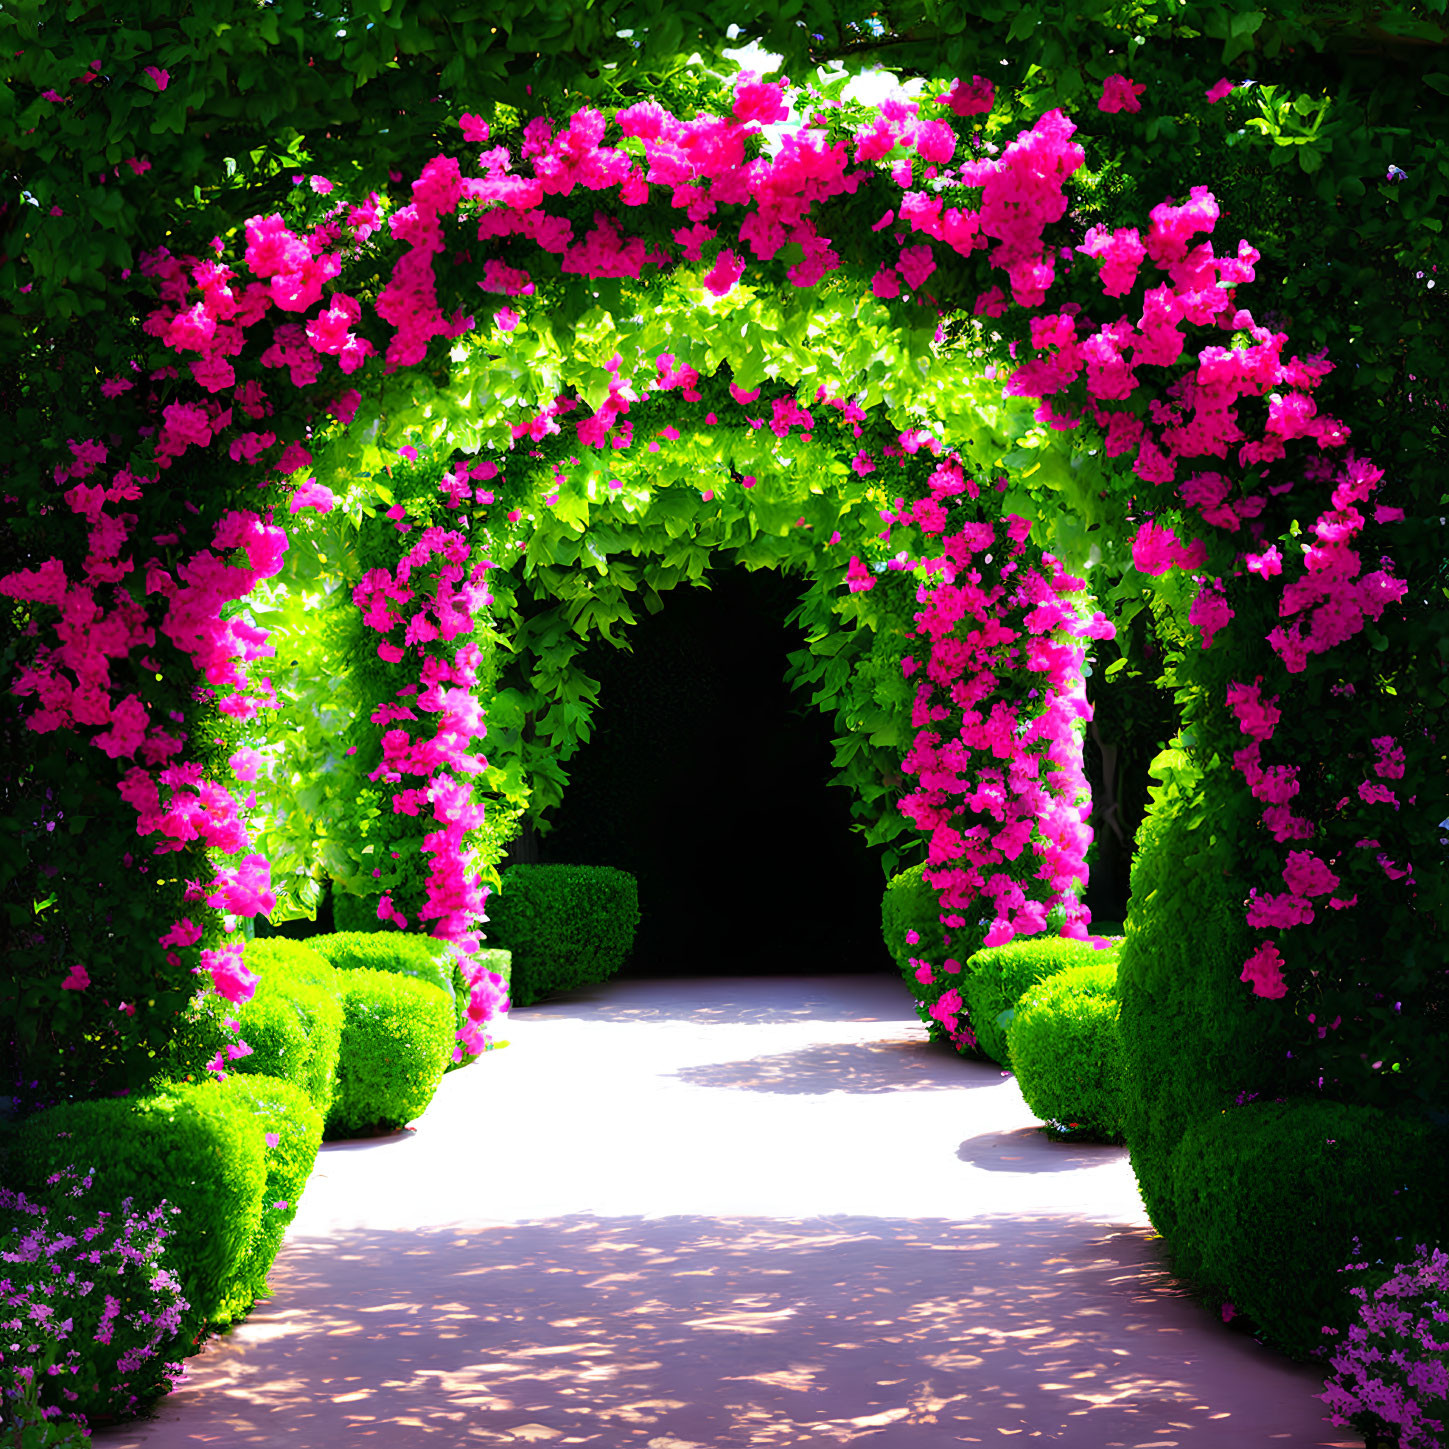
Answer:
[[1320, 1242, 1449, 1449], [1, 1167, 188, 1444]]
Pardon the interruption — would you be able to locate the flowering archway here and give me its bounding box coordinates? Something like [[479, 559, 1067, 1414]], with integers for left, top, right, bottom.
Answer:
[[4, 61, 1436, 1349]]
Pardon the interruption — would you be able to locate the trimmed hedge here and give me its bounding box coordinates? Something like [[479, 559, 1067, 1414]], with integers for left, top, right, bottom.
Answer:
[[485, 864, 639, 1007], [326, 969, 454, 1138], [1006, 958, 1125, 1140], [964, 936, 1120, 1068], [1117, 790, 1297, 1245], [1170, 1099, 1448, 1359], [9, 1082, 267, 1345], [881, 862, 948, 976], [215, 1073, 322, 1323], [308, 930, 457, 1000], [158, 940, 342, 1117]]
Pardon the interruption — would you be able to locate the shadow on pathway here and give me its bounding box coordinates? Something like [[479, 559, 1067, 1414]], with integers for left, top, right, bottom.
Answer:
[[96, 977, 1357, 1449]]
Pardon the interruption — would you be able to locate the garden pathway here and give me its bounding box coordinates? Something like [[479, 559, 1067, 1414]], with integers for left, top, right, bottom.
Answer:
[[100, 975, 1358, 1449]]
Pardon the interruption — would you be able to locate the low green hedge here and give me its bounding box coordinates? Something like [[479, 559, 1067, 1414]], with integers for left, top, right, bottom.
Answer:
[[10, 1081, 267, 1347], [485, 864, 639, 1007], [1170, 1098, 1449, 1359], [308, 930, 456, 999], [157, 939, 342, 1117], [1006, 958, 1125, 1139], [216, 1073, 323, 1324], [964, 936, 1121, 1068], [326, 968, 454, 1138]]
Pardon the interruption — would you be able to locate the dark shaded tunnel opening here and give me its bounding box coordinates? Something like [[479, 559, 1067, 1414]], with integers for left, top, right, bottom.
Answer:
[[536, 569, 895, 977]]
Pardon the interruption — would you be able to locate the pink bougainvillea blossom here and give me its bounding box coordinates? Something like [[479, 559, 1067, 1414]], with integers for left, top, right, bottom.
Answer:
[[1099, 75, 1146, 113]]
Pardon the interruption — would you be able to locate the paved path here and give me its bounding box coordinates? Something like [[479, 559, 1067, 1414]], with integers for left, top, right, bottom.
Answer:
[[101, 976, 1358, 1448]]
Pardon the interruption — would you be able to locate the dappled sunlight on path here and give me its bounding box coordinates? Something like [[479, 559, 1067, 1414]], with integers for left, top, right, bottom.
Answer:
[[99, 977, 1357, 1448]]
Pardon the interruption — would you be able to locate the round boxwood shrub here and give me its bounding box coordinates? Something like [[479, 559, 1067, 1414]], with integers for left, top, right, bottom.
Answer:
[[1006, 958, 1125, 1140], [308, 930, 456, 999], [216, 1073, 323, 1323], [1171, 1098, 1449, 1359], [881, 862, 948, 975], [326, 969, 454, 1139], [10, 1081, 267, 1345], [156, 940, 342, 1117], [964, 936, 1120, 1069], [485, 864, 639, 1007]]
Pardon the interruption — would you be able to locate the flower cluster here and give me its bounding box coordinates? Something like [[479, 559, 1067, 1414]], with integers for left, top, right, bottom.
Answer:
[[1320, 1244, 1449, 1449], [0, 1167, 188, 1433], [350, 484, 504, 1056], [0, 70, 1415, 1054]]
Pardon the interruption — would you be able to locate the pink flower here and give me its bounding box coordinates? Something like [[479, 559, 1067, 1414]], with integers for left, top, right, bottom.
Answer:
[[144, 66, 169, 91], [289, 480, 337, 514], [1246, 545, 1283, 578], [204, 945, 259, 1005], [61, 963, 90, 991], [702, 249, 746, 297], [460, 113, 490, 144], [1240, 942, 1287, 999], [1282, 851, 1339, 899], [1099, 75, 1145, 114], [1131, 520, 1205, 576], [228, 747, 263, 782], [1206, 78, 1235, 104], [943, 75, 995, 116]]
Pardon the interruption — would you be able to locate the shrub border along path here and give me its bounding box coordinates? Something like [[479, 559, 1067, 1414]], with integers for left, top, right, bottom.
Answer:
[[99, 976, 1357, 1449]]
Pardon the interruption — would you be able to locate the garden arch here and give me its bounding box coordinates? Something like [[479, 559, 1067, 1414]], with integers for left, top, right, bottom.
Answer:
[[4, 52, 1441, 1361]]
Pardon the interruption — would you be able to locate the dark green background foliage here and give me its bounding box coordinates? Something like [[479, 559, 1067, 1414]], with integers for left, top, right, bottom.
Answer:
[[486, 864, 640, 1006], [965, 938, 1120, 1070], [1007, 958, 1125, 1141], [325, 968, 453, 1138], [9, 1083, 267, 1345], [1170, 1099, 1449, 1359]]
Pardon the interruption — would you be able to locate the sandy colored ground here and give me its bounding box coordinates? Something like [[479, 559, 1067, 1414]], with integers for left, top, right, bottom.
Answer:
[[99, 975, 1358, 1448]]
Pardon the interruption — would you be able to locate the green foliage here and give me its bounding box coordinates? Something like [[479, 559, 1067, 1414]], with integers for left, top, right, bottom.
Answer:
[[216, 1073, 322, 1324], [326, 969, 453, 1138], [157, 940, 343, 1117], [881, 862, 947, 975], [1007, 959, 1125, 1140], [965, 937, 1119, 1069], [308, 931, 457, 1001], [1171, 1100, 1449, 1359], [9, 1083, 266, 1342], [485, 865, 639, 1007], [881, 862, 973, 1046], [332, 889, 384, 934], [1117, 763, 1296, 1239]]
